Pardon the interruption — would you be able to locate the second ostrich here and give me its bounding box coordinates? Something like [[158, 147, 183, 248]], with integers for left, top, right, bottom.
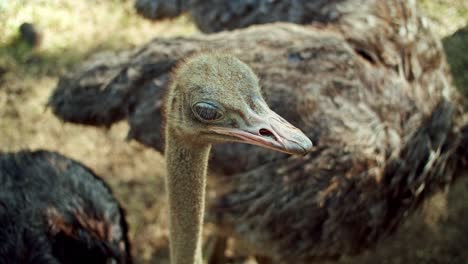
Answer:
[[0, 150, 131, 263], [163, 54, 312, 264]]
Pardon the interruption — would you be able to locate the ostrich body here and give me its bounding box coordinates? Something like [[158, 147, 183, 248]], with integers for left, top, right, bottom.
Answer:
[[0, 150, 131, 263], [163, 54, 312, 263], [134, 0, 341, 33]]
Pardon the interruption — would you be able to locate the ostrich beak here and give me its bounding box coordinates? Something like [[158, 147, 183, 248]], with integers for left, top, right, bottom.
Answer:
[[209, 108, 313, 155]]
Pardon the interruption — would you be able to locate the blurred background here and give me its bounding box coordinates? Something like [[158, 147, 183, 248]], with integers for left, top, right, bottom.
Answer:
[[0, 0, 467, 263]]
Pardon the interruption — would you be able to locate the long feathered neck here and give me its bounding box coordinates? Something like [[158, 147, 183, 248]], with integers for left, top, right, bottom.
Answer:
[[165, 125, 211, 264]]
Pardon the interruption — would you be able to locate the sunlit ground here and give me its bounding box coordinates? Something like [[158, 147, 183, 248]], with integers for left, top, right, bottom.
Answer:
[[419, 0, 468, 36], [0, 0, 467, 263]]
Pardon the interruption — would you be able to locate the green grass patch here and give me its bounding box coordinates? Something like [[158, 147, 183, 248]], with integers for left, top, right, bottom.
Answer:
[[0, 0, 197, 77], [443, 26, 468, 99]]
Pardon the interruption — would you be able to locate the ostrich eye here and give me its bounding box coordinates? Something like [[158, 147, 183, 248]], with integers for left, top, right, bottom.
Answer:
[[192, 102, 224, 122]]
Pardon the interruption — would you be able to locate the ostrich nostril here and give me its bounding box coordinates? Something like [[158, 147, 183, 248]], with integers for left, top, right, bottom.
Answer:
[[259, 128, 277, 140]]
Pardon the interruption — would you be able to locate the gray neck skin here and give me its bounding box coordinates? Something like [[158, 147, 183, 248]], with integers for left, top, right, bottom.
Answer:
[[165, 126, 211, 264]]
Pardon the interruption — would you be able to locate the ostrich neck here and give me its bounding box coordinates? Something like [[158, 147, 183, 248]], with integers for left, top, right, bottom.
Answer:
[[165, 126, 211, 264]]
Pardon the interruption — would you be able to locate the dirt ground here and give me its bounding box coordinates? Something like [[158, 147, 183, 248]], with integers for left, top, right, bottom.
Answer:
[[0, 1, 467, 263]]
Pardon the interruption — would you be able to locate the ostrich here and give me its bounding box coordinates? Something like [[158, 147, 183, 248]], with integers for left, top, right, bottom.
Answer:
[[0, 150, 132, 264], [48, 1, 468, 262], [48, 24, 468, 262], [134, 0, 342, 33], [163, 53, 312, 263]]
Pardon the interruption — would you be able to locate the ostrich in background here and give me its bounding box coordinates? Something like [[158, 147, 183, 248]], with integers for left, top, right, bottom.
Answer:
[[134, 0, 344, 33], [0, 150, 132, 264]]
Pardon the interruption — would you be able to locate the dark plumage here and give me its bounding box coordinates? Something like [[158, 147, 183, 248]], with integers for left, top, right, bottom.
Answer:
[[134, 0, 185, 21], [49, 0, 468, 262], [134, 0, 342, 33], [0, 150, 132, 264]]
